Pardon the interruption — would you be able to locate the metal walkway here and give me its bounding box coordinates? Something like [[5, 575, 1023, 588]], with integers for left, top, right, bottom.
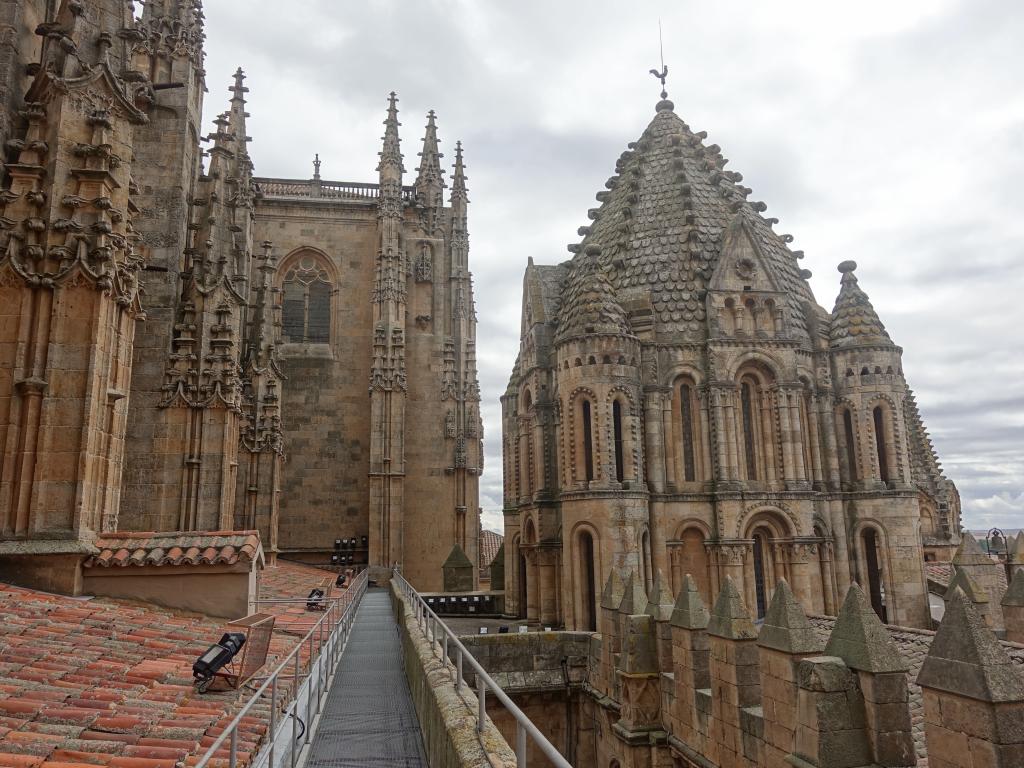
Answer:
[[305, 587, 428, 768]]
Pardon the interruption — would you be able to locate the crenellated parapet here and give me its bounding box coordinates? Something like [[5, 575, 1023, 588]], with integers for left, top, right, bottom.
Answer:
[[559, 570, 1024, 768]]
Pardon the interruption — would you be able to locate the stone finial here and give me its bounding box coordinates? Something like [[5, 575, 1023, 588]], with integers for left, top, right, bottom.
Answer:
[[600, 568, 625, 610], [1002, 568, 1024, 608], [824, 584, 907, 674], [953, 531, 994, 566], [645, 570, 674, 621], [441, 544, 474, 592], [707, 576, 757, 639], [670, 573, 710, 629], [1012, 532, 1024, 564], [618, 572, 649, 616], [917, 587, 1024, 702], [757, 579, 823, 654], [946, 566, 989, 604]]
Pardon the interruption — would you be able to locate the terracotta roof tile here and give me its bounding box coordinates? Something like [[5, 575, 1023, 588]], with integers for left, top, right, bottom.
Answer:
[[0, 559, 353, 768], [83, 532, 262, 569], [478, 530, 503, 575]]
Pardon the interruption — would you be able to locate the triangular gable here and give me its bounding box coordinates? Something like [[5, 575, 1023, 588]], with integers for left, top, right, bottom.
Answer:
[[709, 214, 782, 294]]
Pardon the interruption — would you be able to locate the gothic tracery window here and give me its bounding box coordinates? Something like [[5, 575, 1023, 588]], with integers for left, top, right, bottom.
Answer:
[[281, 254, 332, 343]]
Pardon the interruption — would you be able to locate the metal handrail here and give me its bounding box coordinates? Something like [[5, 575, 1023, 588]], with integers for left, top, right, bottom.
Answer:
[[392, 570, 572, 768], [193, 569, 368, 768]]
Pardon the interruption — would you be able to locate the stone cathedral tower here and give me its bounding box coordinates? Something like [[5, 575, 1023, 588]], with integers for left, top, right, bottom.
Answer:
[[0, 0, 481, 594], [503, 91, 959, 630]]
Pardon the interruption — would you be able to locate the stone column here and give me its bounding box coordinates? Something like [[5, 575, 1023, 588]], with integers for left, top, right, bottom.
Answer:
[[792, 656, 871, 768], [707, 577, 762, 767], [817, 394, 841, 489], [1001, 570, 1024, 643], [723, 389, 741, 484], [757, 581, 825, 768], [918, 587, 1024, 768], [788, 541, 817, 615], [778, 389, 796, 486], [525, 548, 539, 623], [756, 391, 775, 485], [824, 585, 915, 767], [538, 546, 558, 626], [789, 390, 807, 485], [670, 575, 711, 750]]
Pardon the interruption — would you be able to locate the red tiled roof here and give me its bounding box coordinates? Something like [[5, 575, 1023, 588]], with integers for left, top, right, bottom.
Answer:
[[84, 531, 262, 569], [0, 560, 345, 768], [479, 529, 503, 575], [256, 560, 345, 636]]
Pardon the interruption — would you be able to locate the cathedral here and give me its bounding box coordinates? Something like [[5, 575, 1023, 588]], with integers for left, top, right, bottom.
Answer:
[[501, 87, 961, 630], [0, 0, 482, 592]]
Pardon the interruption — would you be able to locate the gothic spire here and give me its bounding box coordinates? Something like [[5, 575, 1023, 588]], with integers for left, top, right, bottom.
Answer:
[[829, 260, 893, 348], [450, 139, 468, 207], [414, 110, 444, 207], [377, 92, 404, 187], [227, 67, 252, 176]]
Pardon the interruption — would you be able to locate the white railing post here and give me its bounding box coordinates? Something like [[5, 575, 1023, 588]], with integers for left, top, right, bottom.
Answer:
[[477, 676, 486, 734], [229, 728, 238, 768], [516, 722, 527, 768], [456, 648, 463, 692], [269, 677, 277, 768]]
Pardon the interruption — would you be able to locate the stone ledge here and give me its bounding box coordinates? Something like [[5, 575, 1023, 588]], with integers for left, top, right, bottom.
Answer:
[[391, 582, 517, 767]]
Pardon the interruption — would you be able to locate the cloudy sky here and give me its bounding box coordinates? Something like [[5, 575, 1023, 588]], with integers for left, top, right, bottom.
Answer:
[[199, 0, 1024, 534]]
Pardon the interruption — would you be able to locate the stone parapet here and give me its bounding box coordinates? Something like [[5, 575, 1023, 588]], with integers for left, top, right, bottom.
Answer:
[[390, 582, 516, 767]]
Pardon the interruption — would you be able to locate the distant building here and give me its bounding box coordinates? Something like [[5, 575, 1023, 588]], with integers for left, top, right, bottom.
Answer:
[[0, 0, 482, 593], [502, 91, 960, 630]]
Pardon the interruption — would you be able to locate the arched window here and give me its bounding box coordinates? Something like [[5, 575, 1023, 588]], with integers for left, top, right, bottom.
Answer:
[[873, 406, 890, 485], [863, 528, 887, 622], [680, 382, 697, 482], [752, 531, 770, 619], [578, 530, 597, 631], [842, 408, 859, 483], [582, 400, 595, 481], [740, 380, 758, 480], [641, 530, 653, 593], [282, 254, 331, 343], [612, 400, 625, 483]]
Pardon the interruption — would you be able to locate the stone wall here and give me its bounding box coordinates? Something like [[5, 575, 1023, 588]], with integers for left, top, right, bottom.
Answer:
[[461, 571, 1024, 768]]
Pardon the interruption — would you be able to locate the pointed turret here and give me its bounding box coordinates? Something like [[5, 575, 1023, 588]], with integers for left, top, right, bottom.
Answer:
[[670, 574, 710, 629], [954, 530, 995, 566], [757, 579, 823, 654], [556, 245, 631, 342], [824, 584, 907, 673], [618, 572, 649, 616], [918, 587, 1024, 701], [829, 260, 893, 348], [645, 570, 674, 621], [601, 568, 626, 610], [707, 577, 757, 639], [227, 67, 252, 175], [414, 110, 445, 208], [450, 139, 468, 208], [377, 92, 404, 187]]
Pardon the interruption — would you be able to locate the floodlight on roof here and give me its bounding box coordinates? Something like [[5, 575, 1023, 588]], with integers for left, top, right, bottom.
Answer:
[[193, 632, 246, 693]]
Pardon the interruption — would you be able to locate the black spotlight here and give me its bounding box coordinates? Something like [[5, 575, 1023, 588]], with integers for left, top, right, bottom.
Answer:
[[361, 535, 368, 548], [498, 625, 510, 634], [335, 573, 346, 588], [306, 588, 325, 611], [334, 539, 341, 550], [330, 553, 340, 564], [193, 632, 246, 692]]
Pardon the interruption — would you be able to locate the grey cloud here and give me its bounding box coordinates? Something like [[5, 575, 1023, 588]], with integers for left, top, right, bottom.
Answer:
[[205, 0, 1024, 532]]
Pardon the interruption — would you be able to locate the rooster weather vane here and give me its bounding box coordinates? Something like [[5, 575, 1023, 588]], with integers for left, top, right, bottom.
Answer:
[[650, 19, 669, 100]]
